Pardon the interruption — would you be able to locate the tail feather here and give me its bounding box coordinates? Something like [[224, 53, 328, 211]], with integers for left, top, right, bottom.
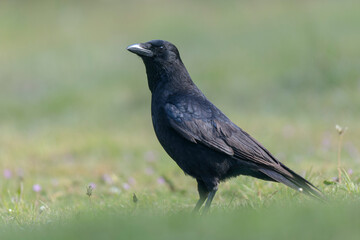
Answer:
[[259, 165, 324, 199]]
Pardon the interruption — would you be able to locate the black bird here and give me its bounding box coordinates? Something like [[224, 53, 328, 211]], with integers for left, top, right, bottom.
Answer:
[[127, 40, 323, 212]]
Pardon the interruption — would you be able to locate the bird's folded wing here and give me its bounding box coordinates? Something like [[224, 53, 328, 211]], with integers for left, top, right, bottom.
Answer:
[[165, 102, 323, 197], [165, 103, 234, 155], [165, 102, 281, 167]]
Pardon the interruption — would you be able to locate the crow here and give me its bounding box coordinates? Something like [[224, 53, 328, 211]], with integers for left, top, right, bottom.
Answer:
[[127, 40, 323, 212]]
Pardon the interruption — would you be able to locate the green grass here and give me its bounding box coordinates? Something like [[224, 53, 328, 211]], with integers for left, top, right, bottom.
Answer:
[[2, 201, 360, 240], [0, 0, 360, 239]]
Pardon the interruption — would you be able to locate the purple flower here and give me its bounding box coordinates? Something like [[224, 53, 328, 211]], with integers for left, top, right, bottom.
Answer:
[[157, 177, 166, 185], [128, 177, 136, 186], [145, 167, 154, 175], [33, 184, 42, 192], [89, 182, 96, 189], [102, 174, 113, 185], [3, 169, 12, 179], [122, 183, 130, 190]]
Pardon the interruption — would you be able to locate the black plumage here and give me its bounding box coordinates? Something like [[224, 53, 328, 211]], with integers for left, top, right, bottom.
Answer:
[[127, 40, 323, 212]]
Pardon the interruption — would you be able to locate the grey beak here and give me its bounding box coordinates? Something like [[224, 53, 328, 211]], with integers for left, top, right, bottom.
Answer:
[[126, 43, 154, 57]]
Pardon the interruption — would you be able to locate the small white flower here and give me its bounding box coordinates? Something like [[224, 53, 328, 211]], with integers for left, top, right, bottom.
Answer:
[[335, 124, 342, 132], [335, 124, 348, 135], [298, 188, 303, 192], [8, 209, 12, 212], [109, 186, 122, 195], [39, 205, 46, 213]]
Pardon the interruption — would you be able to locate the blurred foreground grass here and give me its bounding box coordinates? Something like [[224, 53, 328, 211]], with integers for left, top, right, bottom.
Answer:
[[0, 0, 360, 238], [2, 201, 360, 240]]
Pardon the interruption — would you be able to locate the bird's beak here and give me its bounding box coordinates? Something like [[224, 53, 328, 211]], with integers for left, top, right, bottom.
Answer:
[[126, 43, 154, 57]]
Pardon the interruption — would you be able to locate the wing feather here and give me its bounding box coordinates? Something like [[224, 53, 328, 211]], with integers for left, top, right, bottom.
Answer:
[[164, 98, 323, 198], [165, 100, 280, 167], [165, 103, 234, 155]]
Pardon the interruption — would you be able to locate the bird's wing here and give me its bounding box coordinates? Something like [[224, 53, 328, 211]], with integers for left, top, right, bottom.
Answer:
[[164, 101, 235, 155], [165, 99, 323, 198], [164, 99, 280, 167]]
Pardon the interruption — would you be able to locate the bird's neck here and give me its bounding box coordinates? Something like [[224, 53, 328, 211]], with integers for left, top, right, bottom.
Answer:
[[144, 60, 195, 93]]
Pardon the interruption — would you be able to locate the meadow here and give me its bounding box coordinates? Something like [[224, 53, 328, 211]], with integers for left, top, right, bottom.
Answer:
[[0, 0, 359, 239]]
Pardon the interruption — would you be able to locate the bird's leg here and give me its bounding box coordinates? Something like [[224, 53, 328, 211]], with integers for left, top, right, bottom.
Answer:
[[202, 187, 218, 214], [193, 179, 209, 213]]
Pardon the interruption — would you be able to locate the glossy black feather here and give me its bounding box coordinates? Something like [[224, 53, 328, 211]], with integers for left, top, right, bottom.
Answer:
[[127, 40, 323, 210]]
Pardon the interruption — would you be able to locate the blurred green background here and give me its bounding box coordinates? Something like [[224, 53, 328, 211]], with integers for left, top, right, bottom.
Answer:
[[0, 0, 359, 239]]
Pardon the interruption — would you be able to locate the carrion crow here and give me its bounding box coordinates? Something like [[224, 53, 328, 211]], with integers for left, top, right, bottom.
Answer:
[[127, 40, 323, 212]]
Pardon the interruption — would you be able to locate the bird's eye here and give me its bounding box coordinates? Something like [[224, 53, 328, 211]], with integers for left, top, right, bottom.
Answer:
[[159, 46, 164, 49]]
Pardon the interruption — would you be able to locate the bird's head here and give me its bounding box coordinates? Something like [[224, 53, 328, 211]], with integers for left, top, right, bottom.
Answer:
[[127, 40, 190, 92], [127, 40, 181, 64]]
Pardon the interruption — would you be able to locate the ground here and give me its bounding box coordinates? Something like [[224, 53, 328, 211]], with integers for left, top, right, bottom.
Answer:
[[0, 0, 359, 239]]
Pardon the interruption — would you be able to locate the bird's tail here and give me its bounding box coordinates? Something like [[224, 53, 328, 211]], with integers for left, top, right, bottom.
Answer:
[[259, 164, 324, 200]]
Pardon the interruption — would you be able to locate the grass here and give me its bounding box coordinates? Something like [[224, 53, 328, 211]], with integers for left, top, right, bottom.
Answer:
[[0, 0, 360, 239], [2, 202, 360, 240]]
